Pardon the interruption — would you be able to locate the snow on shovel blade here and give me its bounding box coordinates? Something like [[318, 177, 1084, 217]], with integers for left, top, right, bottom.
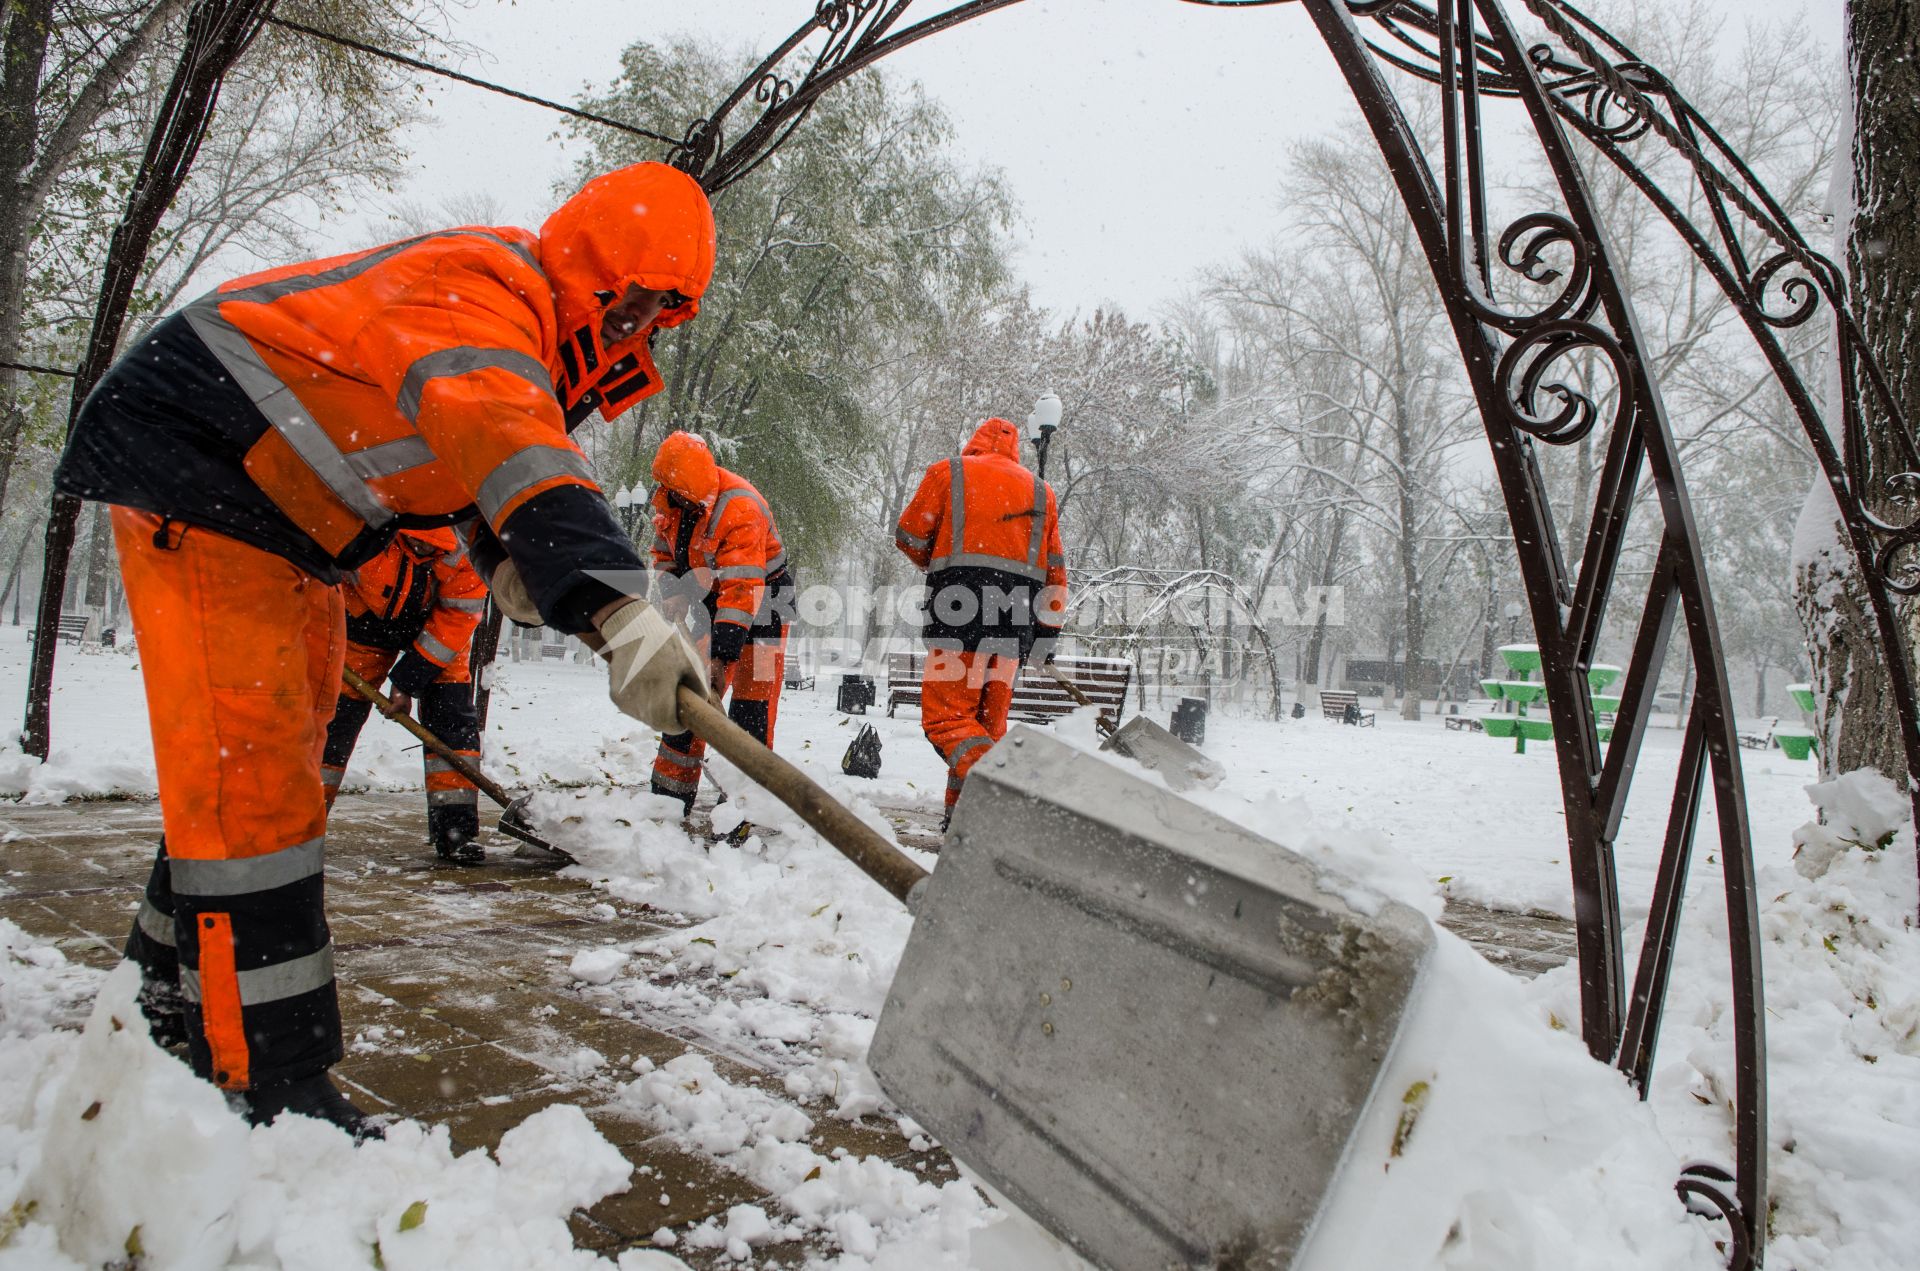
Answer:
[[869, 726, 1432, 1271], [497, 801, 574, 866], [1099, 713, 1226, 792]]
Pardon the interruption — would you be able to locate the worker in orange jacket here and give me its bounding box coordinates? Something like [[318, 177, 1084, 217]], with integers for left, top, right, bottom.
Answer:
[[895, 417, 1068, 826], [320, 529, 490, 863], [647, 432, 794, 840], [54, 161, 713, 1137]]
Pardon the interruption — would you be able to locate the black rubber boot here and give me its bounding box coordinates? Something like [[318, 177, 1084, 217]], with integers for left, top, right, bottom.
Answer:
[[136, 976, 190, 1051], [429, 805, 484, 865], [241, 1072, 385, 1142], [651, 779, 697, 820]]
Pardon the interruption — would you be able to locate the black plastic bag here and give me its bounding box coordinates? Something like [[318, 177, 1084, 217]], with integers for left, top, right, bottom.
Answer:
[[841, 723, 882, 778]]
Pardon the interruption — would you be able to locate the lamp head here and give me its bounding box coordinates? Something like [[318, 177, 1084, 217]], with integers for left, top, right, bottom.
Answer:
[[1026, 392, 1063, 443]]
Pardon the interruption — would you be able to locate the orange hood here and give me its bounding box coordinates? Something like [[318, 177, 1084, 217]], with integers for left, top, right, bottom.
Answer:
[[398, 527, 460, 556], [653, 430, 720, 506], [963, 417, 1023, 462], [539, 162, 716, 421]]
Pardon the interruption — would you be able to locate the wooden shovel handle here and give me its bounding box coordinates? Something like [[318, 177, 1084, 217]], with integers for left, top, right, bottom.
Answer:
[[578, 628, 929, 906], [675, 686, 928, 905], [341, 666, 517, 811], [1044, 663, 1117, 738]]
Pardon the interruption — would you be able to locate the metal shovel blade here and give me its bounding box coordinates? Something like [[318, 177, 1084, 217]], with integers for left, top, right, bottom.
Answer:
[[1099, 713, 1226, 792], [497, 798, 574, 866], [869, 726, 1433, 1271]]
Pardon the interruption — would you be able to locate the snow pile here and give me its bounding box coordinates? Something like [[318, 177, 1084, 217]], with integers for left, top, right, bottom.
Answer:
[[0, 955, 682, 1271], [616, 1052, 988, 1263], [1638, 771, 1920, 1271]]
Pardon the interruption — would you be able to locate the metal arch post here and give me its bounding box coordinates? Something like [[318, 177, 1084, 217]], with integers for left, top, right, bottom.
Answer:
[[1293, 0, 1765, 1260]]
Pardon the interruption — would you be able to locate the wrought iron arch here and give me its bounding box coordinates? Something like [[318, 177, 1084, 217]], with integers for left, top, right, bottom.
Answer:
[[1065, 565, 1290, 716], [659, 2, 1920, 1266], [20, 2, 1914, 1265]]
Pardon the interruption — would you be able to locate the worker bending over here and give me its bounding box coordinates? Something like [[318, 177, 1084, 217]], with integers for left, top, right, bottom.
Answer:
[[321, 529, 489, 863], [647, 431, 795, 844], [895, 417, 1067, 828], [56, 162, 713, 1137]]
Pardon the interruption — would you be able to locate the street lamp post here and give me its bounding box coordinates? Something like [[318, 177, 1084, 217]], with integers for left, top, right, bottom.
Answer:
[[613, 484, 639, 539], [1026, 391, 1062, 480]]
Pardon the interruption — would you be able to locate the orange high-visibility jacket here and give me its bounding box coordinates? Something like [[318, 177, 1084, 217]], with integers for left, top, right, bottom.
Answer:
[[650, 470, 788, 659], [120, 163, 713, 582], [342, 529, 488, 694], [896, 418, 1068, 636]]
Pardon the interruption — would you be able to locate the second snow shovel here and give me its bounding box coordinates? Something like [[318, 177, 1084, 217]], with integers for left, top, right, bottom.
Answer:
[[621, 659, 1434, 1271], [1042, 661, 1226, 792], [340, 667, 567, 863]]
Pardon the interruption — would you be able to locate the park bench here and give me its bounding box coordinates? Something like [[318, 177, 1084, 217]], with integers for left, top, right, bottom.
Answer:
[[784, 661, 817, 691], [885, 649, 1133, 724], [1737, 716, 1778, 750], [1443, 712, 1482, 732], [26, 614, 92, 647], [1320, 689, 1376, 727]]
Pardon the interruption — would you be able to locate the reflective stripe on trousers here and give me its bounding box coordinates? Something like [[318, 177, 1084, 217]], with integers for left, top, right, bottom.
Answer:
[[919, 647, 1019, 809], [651, 633, 788, 802], [113, 507, 346, 1091]]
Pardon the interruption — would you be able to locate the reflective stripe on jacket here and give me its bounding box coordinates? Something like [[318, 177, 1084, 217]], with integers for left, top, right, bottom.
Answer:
[[895, 417, 1068, 599], [343, 530, 487, 668], [649, 469, 788, 632], [181, 227, 615, 565]]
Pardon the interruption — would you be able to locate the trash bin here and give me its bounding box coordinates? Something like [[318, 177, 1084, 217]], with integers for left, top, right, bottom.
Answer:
[[1171, 696, 1208, 745], [837, 674, 876, 715]]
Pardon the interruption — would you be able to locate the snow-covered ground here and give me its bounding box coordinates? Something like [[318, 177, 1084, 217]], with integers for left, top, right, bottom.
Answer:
[[2, 626, 1916, 1269]]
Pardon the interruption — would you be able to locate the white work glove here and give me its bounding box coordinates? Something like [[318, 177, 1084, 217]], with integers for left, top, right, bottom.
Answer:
[[490, 561, 542, 625], [599, 599, 708, 734]]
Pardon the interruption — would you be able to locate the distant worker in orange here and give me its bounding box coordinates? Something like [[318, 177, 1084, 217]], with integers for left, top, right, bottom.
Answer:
[[647, 432, 795, 843], [54, 161, 714, 1137], [320, 529, 490, 863], [895, 415, 1068, 828]]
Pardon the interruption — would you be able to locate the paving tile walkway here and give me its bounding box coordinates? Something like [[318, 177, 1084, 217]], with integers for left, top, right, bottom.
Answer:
[[1, 788, 1574, 1264], [0, 792, 953, 1267]]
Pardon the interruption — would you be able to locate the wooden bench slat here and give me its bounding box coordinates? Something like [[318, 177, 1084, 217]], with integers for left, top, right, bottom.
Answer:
[[885, 651, 1134, 720]]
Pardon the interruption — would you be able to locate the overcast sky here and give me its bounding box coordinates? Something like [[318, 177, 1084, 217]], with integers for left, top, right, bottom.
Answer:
[[339, 0, 1841, 319]]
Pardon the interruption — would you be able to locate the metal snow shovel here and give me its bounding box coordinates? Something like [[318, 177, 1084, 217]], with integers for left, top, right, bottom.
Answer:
[[340, 667, 566, 862], [1043, 662, 1226, 793], [631, 664, 1433, 1271]]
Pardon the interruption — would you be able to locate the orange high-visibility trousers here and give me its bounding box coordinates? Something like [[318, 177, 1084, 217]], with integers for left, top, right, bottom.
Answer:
[[321, 642, 482, 854], [651, 633, 787, 809], [322, 639, 477, 804], [112, 508, 345, 1091], [920, 647, 1019, 811]]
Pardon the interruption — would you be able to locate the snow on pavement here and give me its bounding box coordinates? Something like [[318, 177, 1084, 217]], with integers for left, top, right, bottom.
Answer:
[[4, 629, 1916, 1267]]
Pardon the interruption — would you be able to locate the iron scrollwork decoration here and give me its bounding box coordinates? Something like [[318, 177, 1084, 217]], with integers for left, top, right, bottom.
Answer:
[[1296, 0, 1777, 1261], [666, 0, 1029, 196]]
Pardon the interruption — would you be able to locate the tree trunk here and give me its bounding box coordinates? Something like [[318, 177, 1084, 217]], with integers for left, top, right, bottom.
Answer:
[[0, 0, 55, 512], [1794, 0, 1917, 783], [0, 518, 38, 616], [1300, 508, 1347, 706], [1398, 488, 1425, 721]]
